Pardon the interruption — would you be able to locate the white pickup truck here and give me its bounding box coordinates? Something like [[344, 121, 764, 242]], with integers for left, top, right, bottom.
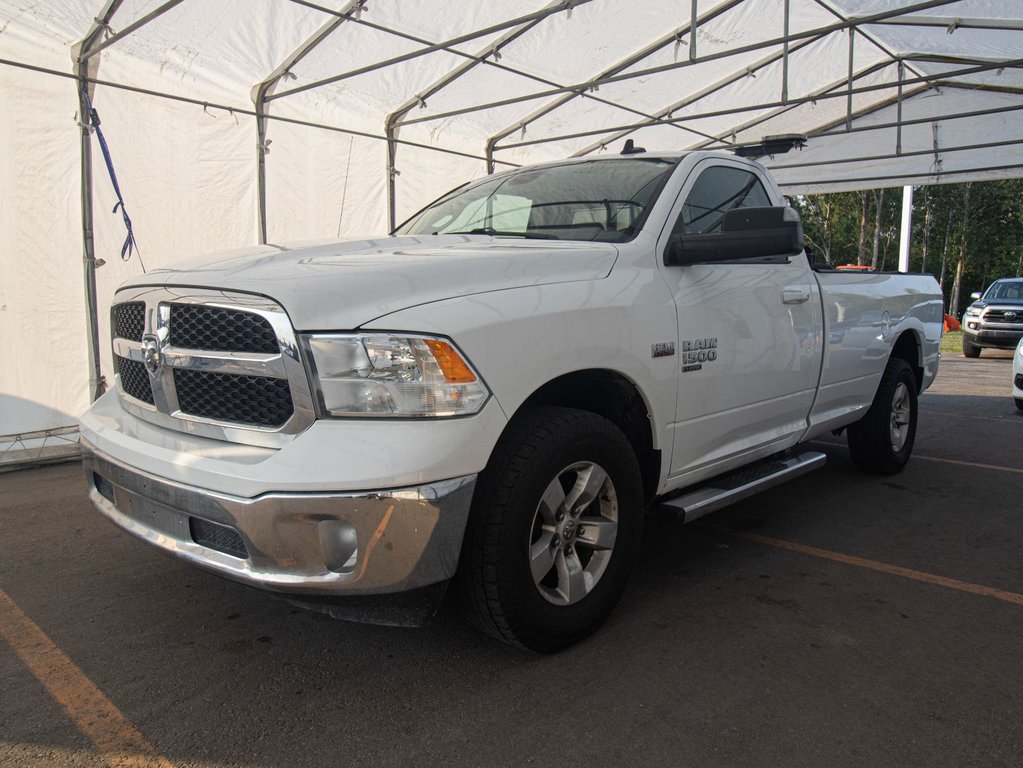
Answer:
[[81, 150, 942, 651]]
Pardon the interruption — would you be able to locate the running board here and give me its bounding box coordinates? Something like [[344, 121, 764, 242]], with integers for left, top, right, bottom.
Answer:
[[656, 451, 826, 523]]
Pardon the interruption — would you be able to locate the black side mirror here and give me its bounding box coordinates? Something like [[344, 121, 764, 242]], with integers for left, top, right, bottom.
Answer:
[[665, 206, 804, 266]]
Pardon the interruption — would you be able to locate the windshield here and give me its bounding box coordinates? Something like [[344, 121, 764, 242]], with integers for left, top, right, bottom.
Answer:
[[395, 158, 678, 243], [984, 280, 1023, 301]]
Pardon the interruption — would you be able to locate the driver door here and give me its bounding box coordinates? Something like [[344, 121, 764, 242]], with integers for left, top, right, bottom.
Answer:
[[660, 159, 822, 479]]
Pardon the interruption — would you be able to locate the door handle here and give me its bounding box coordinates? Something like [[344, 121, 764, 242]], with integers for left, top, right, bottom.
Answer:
[[781, 287, 810, 305]]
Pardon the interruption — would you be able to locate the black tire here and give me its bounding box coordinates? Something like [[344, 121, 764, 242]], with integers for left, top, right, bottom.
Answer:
[[459, 406, 643, 653], [962, 337, 981, 358], [847, 357, 918, 474], [1015, 398, 1023, 411]]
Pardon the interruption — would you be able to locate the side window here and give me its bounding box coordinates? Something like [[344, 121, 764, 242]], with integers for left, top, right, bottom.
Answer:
[[672, 166, 772, 236]]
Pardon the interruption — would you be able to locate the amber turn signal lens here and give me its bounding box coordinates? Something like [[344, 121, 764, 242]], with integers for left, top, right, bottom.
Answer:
[[424, 339, 478, 383]]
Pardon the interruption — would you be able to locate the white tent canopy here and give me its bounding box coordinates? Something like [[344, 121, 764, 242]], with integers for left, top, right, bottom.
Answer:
[[2, 0, 1021, 461]]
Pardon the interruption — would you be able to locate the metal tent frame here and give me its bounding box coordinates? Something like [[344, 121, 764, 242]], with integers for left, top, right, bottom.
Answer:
[[47, 0, 1023, 406]]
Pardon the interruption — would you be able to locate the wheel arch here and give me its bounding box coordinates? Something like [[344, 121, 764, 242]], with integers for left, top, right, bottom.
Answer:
[[890, 329, 924, 393], [507, 369, 661, 505]]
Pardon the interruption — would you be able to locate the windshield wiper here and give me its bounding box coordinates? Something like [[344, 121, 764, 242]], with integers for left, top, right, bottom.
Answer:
[[445, 228, 560, 240]]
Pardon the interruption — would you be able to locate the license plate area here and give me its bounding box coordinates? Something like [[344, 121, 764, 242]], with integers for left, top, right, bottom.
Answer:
[[129, 495, 191, 540]]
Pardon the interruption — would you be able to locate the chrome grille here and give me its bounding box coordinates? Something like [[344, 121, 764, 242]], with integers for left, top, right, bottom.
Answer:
[[113, 302, 146, 341], [110, 289, 314, 447], [169, 304, 280, 353]]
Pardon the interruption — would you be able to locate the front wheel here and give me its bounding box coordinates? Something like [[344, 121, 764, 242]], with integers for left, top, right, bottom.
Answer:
[[847, 357, 918, 474], [459, 407, 643, 652], [962, 337, 981, 358], [1015, 398, 1023, 411]]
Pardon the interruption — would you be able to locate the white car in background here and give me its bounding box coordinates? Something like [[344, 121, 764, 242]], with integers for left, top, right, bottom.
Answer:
[[1014, 337, 1023, 410]]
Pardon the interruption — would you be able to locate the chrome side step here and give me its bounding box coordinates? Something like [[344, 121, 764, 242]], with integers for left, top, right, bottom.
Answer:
[[656, 451, 826, 523]]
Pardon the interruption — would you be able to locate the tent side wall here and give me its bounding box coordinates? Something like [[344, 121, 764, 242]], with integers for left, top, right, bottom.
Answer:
[[0, 36, 89, 463]]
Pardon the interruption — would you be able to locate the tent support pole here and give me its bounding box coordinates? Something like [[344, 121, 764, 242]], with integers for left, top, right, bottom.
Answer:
[[782, 0, 790, 102], [383, 2, 559, 225], [485, 0, 745, 156], [269, 1, 594, 102], [413, 0, 956, 136], [896, 60, 905, 155], [386, 128, 398, 231], [73, 0, 124, 403], [78, 0, 185, 61], [77, 89, 104, 402], [572, 33, 827, 157], [689, 0, 698, 61], [846, 29, 854, 130], [767, 137, 1023, 173], [899, 186, 914, 272], [496, 58, 1020, 152], [485, 138, 496, 174], [256, 106, 269, 244], [252, 1, 363, 245]]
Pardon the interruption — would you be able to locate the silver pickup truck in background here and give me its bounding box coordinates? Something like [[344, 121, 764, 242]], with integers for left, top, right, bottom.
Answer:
[[961, 277, 1023, 357]]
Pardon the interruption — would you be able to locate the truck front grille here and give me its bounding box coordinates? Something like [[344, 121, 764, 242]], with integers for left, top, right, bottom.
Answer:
[[117, 357, 155, 405], [110, 289, 314, 446], [984, 308, 1023, 324], [169, 304, 280, 353], [114, 302, 146, 341], [174, 369, 293, 427]]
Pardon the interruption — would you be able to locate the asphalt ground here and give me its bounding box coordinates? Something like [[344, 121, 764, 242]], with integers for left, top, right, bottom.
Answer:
[[1, 351, 1020, 768]]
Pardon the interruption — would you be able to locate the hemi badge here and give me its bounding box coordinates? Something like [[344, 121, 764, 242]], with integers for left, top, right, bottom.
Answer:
[[652, 342, 675, 358]]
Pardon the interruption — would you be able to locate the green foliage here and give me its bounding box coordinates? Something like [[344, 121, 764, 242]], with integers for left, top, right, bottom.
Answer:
[[792, 179, 1023, 312], [940, 330, 962, 355]]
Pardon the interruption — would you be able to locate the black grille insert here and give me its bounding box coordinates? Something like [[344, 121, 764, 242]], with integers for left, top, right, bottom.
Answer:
[[986, 309, 1023, 323], [117, 357, 154, 405], [174, 369, 293, 427], [189, 517, 248, 559], [113, 302, 146, 341], [169, 304, 279, 353]]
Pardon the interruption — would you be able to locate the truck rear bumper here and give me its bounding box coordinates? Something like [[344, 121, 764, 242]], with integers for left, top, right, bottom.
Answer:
[[82, 439, 476, 596]]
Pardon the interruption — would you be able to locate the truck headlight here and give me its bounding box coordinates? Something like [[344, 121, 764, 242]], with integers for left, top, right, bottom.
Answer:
[[965, 306, 981, 317], [303, 333, 489, 417]]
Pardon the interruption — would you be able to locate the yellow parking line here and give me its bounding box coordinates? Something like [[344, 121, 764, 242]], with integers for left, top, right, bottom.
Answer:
[[912, 454, 1023, 475], [0, 587, 174, 768], [719, 529, 1023, 607], [808, 440, 1023, 475]]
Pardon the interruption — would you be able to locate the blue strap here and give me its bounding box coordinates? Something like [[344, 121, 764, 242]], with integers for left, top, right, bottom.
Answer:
[[82, 86, 144, 269]]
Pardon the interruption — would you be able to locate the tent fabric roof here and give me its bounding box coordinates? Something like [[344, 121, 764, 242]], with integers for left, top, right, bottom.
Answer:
[[5, 1, 1022, 194], [1, 0, 1022, 450]]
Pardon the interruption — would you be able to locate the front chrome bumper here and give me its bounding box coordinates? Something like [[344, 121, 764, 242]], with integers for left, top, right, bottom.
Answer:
[[81, 439, 476, 596]]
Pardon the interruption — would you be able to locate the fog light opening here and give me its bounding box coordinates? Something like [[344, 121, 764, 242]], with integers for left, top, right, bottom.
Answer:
[[318, 520, 359, 573], [93, 472, 116, 504]]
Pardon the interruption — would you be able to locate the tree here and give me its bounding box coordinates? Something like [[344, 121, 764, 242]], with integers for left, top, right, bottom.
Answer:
[[795, 178, 1023, 314]]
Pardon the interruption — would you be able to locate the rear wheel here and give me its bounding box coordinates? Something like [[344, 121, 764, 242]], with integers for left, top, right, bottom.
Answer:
[[962, 337, 981, 358], [1015, 398, 1023, 411], [847, 357, 918, 474], [459, 406, 643, 652]]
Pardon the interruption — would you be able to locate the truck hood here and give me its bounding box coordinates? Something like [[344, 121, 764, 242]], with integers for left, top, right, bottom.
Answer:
[[124, 235, 619, 330], [969, 298, 1023, 311]]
